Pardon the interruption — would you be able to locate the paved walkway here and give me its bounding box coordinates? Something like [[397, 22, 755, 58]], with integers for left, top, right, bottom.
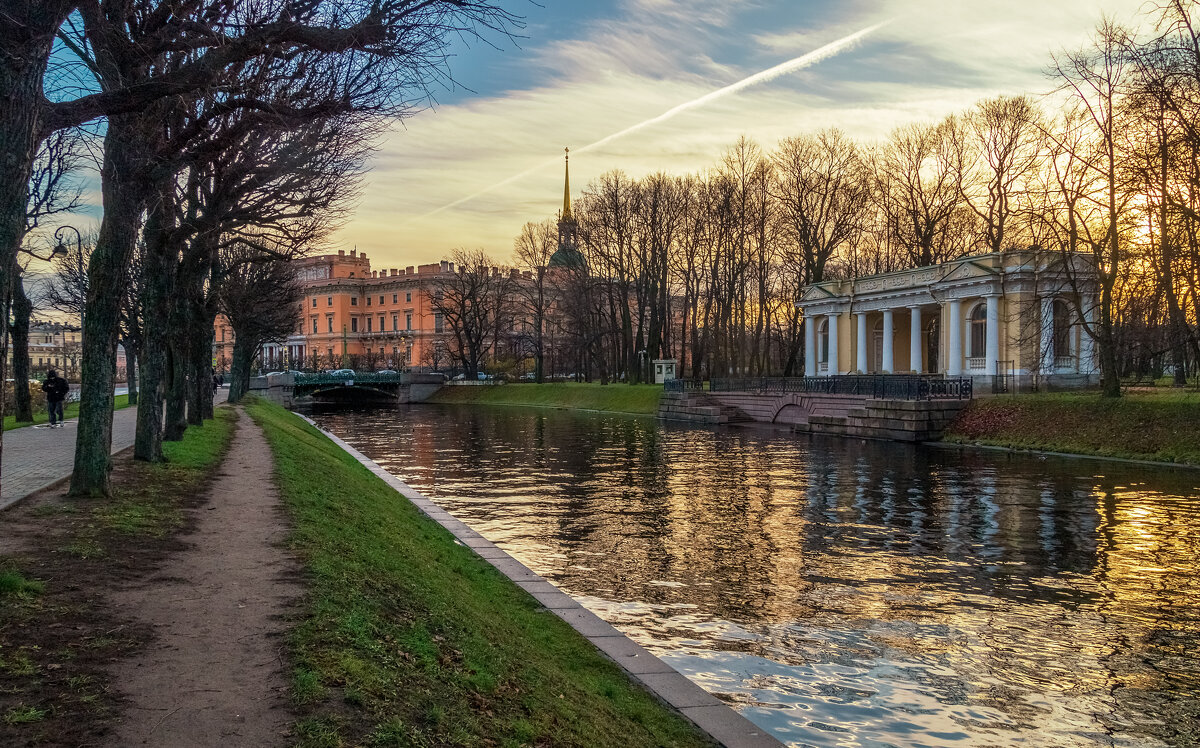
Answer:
[[0, 389, 228, 510]]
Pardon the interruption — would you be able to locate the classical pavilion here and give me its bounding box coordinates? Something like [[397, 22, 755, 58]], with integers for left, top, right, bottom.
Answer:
[[796, 249, 1101, 390]]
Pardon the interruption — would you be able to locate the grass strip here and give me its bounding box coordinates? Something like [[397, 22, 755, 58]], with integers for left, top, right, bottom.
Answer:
[[246, 398, 712, 748], [426, 382, 663, 416], [3, 394, 132, 431], [0, 408, 237, 745], [944, 391, 1200, 465]]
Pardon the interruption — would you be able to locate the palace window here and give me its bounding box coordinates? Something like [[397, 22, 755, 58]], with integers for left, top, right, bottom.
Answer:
[[434, 313, 444, 333], [311, 297, 317, 308], [312, 318, 318, 334], [327, 296, 332, 306], [392, 315, 398, 331], [405, 313, 412, 331], [353, 297, 359, 306], [366, 317, 372, 332], [406, 292, 412, 303], [969, 303, 987, 359], [351, 318, 359, 333], [393, 294, 398, 304], [327, 316, 334, 333], [380, 296, 385, 305], [379, 315, 385, 331], [366, 296, 371, 306]]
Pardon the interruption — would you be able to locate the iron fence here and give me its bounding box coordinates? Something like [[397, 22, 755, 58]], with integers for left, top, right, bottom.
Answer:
[[663, 378, 705, 393], [706, 375, 973, 401]]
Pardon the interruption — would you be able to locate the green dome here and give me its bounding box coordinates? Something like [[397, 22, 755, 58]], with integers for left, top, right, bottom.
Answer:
[[548, 244, 586, 271]]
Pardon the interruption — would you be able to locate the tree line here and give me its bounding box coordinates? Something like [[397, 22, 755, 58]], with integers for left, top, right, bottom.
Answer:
[[1, 0, 518, 498], [431, 4, 1199, 394]]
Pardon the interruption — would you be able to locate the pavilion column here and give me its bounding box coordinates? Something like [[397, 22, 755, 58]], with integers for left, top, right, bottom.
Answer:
[[947, 300, 963, 376], [826, 312, 840, 376], [881, 309, 895, 373], [1079, 298, 1097, 374], [985, 294, 1001, 377], [1040, 296, 1056, 375], [909, 306, 923, 374], [804, 315, 817, 377], [856, 313, 868, 373]]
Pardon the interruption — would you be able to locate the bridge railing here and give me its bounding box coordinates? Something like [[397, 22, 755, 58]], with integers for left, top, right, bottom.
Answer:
[[707, 375, 972, 401], [293, 372, 403, 387]]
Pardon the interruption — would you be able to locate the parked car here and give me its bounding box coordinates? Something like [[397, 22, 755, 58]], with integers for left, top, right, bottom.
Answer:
[[329, 368, 356, 377], [375, 369, 398, 374]]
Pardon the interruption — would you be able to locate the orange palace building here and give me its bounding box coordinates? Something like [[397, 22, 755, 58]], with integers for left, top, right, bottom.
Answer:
[[213, 249, 458, 372]]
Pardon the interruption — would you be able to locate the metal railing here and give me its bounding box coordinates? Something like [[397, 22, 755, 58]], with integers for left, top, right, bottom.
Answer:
[[293, 372, 403, 386], [663, 378, 705, 393], [707, 375, 973, 401]]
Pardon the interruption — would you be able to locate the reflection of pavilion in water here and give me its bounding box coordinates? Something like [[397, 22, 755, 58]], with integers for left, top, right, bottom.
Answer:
[[319, 406, 1200, 746]]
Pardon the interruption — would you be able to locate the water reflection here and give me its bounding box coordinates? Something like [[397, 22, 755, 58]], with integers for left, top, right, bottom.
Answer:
[[309, 404, 1200, 748]]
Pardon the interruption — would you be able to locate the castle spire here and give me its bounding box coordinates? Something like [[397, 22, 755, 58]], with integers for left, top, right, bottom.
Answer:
[[562, 147, 573, 221]]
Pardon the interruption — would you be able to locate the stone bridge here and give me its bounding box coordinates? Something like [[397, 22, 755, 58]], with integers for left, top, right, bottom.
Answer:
[[659, 376, 972, 442], [248, 371, 445, 408]]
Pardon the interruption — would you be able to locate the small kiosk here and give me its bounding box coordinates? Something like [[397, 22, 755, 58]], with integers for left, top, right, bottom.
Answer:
[[652, 359, 678, 384]]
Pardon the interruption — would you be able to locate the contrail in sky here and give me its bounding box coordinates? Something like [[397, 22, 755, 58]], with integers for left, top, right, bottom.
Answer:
[[419, 19, 890, 219]]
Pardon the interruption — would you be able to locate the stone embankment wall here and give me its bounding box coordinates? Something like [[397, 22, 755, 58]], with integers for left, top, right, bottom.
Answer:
[[659, 390, 967, 442]]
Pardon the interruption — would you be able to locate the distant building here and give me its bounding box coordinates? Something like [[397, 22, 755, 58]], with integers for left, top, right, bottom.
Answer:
[[796, 249, 1101, 390], [8, 321, 83, 378]]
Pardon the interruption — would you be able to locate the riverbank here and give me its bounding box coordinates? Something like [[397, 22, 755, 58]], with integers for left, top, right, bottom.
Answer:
[[246, 399, 713, 747], [0, 409, 235, 745], [426, 381, 663, 415], [944, 390, 1200, 465]]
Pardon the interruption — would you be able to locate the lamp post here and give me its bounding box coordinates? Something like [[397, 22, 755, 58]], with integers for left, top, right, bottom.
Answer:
[[21, 225, 73, 263]]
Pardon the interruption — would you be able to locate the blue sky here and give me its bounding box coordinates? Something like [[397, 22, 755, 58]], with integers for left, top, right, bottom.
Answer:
[[46, 0, 1153, 269], [343, 0, 1151, 268]]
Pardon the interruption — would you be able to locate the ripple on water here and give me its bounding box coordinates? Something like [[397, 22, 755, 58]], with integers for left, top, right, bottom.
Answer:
[[310, 404, 1200, 748]]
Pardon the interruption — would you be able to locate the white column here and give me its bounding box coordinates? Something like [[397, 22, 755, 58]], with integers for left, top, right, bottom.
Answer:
[[909, 306, 923, 373], [856, 313, 868, 373], [1079, 298, 1097, 374], [947, 300, 963, 376], [804, 315, 817, 377], [1040, 296, 1056, 374], [985, 294, 1001, 377], [826, 313, 840, 376], [881, 309, 895, 373]]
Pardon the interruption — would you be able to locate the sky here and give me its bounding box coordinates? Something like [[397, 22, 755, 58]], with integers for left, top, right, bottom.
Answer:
[[50, 0, 1155, 271]]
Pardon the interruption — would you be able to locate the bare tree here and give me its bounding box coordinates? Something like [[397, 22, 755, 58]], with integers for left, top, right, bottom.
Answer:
[[430, 249, 515, 377], [217, 246, 304, 404], [512, 220, 558, 382]]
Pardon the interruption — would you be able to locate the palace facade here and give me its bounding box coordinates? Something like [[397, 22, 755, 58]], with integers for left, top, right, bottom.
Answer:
[[797, 249, 1101, 390]]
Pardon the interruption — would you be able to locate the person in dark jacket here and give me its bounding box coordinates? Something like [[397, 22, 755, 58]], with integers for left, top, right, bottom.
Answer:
[[41, 369, 70, 428]]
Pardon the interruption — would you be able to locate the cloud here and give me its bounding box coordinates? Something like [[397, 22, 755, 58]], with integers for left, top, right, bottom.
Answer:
[[333, 0, 1151, 268]]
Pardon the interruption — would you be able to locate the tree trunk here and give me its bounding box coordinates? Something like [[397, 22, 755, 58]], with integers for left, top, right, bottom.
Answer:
[[71, 115, 154, 496], [133, 181, 176, 462], [195, 309, 215, 420], [10, 270, 34, 422], [127, 347, 139, 406], [163, 333, 188, 441], [227, 338, 254, 404]]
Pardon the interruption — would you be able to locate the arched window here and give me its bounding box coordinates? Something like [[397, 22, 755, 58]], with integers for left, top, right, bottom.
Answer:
[[969, 303, 987, 359], [1053, 299, 1072, 360], [818, 318, 830, 364]]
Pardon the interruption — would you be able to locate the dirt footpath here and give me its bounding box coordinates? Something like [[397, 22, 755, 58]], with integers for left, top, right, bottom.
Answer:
[[104, 409, 301, 747]]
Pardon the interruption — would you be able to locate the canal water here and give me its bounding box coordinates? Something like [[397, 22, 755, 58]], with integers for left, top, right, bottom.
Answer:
[[308, 404, 1200, 748]]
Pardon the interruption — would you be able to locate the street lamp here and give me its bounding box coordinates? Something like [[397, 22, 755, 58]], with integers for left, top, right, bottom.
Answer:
[[22, 225, 75, 262]]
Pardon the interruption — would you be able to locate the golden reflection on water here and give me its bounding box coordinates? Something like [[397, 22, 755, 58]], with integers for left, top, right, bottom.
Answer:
[[311, 405, 1200, 748]]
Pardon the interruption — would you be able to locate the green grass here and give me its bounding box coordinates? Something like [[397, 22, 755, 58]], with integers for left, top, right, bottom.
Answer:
[[427, 382, 663, 415], [3, 394, 131, 431], [945, 391, 1200, 464], [3, 705, 47, 725], [0, 570, 44, 599], [246, 398, 712, 748]]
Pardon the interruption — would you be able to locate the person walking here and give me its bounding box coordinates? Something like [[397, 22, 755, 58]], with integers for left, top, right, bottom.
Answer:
[[41, 369, 70, 428]]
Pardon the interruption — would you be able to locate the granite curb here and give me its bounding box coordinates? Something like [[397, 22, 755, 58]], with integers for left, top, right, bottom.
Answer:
[[294, 412, 783, 748]]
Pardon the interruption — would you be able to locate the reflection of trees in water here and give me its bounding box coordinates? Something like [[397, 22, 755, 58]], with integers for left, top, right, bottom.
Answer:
[[313, 405, 1200, 747]]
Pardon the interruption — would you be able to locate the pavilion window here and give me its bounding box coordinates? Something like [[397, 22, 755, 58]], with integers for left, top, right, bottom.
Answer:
[[1053, 299, 1072, 360], [969, 303, 987, 358], [818, 318, 829, 364]]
